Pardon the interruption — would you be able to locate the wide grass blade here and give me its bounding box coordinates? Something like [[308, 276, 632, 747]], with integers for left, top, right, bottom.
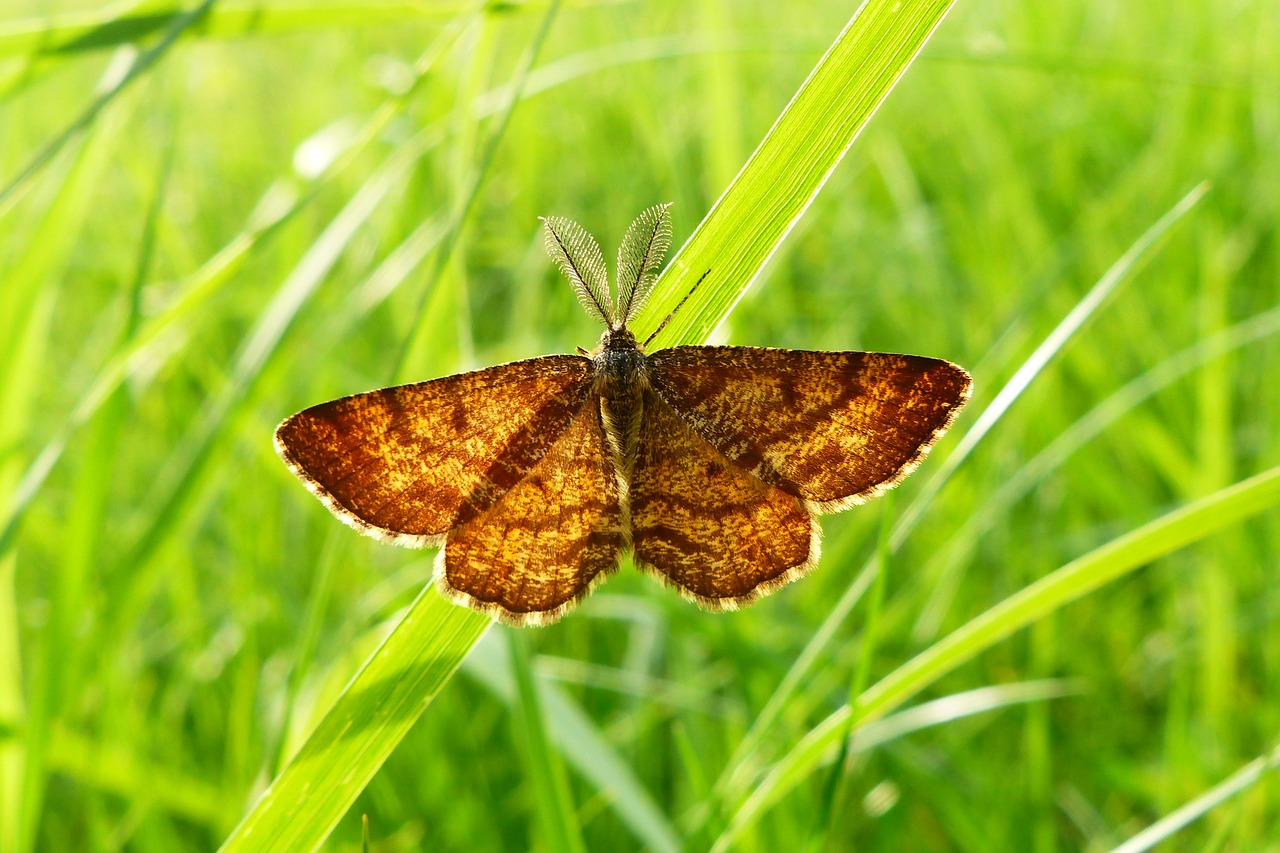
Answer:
[[218, 588, 491, 852], [636, 0, 958, 344]]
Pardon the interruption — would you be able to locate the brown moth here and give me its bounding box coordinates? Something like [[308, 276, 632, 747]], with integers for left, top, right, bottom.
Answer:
[[275, 204, 971, 626]]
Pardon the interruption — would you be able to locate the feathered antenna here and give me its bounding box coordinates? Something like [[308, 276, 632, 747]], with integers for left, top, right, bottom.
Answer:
[[615, 203, 673, 326], [541, 215, 614, 327]]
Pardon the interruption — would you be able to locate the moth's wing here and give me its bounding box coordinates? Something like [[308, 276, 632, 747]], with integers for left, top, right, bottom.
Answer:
[[274, 355, 593, 545], [629, 389, 818, 608], [440, 399, 624, 626], [648, 347, 971, 512]]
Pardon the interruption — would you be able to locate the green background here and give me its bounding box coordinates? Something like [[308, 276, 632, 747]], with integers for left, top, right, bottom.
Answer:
[[2, 0, 1278, 850]]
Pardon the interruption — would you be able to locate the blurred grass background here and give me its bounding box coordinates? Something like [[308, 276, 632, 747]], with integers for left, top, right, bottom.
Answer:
[[2, 0, 1278, 851]]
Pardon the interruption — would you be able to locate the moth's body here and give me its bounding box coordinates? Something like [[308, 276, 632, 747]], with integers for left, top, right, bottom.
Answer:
[[593, 327, 648, 485], [275, 205, 972, 625]]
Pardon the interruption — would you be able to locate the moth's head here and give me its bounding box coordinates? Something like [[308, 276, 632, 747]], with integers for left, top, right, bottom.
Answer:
[[599, 326, 639, 353], [541, 203, 673, 333]]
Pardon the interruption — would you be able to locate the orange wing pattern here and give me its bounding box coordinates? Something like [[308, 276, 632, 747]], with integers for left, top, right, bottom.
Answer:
[[276, 344, 969, 622], [648, 347, 971, 512], [441, 401, 624, 624], [629, 389, 817, 608], [274, 355, 593, 545]]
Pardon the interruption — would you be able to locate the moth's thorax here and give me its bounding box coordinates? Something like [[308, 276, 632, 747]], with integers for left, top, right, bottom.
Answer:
[[592, 326, 648, 388], [592, 326, 649, 473]]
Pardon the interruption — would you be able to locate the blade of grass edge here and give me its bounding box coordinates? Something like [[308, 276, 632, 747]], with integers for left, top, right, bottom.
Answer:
[[221, 0, 957, 847], [1108, 742, 1280, 853], [508, 632, 589, 853]]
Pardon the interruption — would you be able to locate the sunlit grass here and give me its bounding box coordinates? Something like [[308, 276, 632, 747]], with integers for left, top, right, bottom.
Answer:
[[2, 0, 1278, 850]]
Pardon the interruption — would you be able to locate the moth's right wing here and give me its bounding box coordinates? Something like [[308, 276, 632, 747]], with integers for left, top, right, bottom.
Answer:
[[628, 388, 817, 610], [274, 355, 595, 546], [440, 399, 624, 626]]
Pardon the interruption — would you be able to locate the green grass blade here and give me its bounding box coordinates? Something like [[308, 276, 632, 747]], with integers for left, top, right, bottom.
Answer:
[[857, 464, 1280, 723], [637, 0, 959, 346], [810, 497, 894, 849], [713, 679, 1079, 852], [462, 638, 682, 853]]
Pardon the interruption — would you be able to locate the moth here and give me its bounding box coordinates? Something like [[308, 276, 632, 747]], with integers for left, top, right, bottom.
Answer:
[[275, 204, 971, 626]]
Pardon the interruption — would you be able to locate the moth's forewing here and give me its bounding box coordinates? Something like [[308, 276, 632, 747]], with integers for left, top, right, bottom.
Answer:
[[274, 355, 593, 545], [629, 389, 817, 608], [648, 347, 971, 512], [441, 401, 624, 625]]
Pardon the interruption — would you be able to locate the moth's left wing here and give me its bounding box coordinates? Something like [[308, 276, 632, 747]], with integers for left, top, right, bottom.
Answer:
[[648, 346, 970, 512]]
